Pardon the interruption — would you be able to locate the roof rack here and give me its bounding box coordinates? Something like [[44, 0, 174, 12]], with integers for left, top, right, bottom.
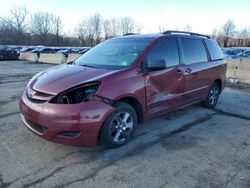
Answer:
[[123, 33, 139, 36], [163, 30, 210, 39]]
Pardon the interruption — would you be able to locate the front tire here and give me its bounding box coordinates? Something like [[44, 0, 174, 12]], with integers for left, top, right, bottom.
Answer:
[[201, 82, 220, 108], [100, 102, 137, 148]]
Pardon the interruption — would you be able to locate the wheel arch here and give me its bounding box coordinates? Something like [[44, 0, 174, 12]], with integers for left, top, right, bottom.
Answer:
[[115, 96, 144, 123], [214, 79, 222, 93]]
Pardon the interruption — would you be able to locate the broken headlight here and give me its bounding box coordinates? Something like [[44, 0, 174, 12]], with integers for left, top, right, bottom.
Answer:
[[50, 82, 100, 104]]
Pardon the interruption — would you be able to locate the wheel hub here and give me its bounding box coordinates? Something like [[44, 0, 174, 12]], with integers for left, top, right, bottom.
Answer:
[[110, 112, 133, 143]]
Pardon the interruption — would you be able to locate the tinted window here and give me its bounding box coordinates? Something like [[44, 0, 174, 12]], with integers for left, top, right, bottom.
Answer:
[[181, 38, 208, 64], [147, 38, 179, 68], [205, 39, 224, 60]]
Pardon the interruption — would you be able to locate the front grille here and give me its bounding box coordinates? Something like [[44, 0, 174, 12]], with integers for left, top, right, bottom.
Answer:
[[26, 88, 54, 103], [26, 118, 48, 133]]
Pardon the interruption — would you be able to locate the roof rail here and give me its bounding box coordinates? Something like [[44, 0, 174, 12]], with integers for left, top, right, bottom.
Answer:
[[163, 30, 210, 39], [123, 33, 139, 36]]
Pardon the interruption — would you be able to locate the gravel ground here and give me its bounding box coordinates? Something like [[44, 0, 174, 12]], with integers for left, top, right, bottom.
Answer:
[[0, 61, 250, 188]]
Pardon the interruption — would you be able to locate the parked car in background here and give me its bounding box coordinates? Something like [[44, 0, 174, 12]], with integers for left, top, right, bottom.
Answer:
[[222, 48, 246, 59], [30, 47, 42, 53], [20, 31, 227, 148], [7, 46, 23, 57], [70, 48, 83, 53], [238, 50, 250, 58], [222, 49, 238, 59], [57, 47, 91, 57], [232, 48, 245, 55], [20, 47, 36, 53], [10, 46, 22, 54], [0, 46, 19, 60], [78, 47, 91, 54], [56, 49, 73, 57], [31, 47, 60, 54]]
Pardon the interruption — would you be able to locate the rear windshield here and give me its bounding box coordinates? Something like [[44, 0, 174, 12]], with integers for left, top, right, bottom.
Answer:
[[205, 39, 224, 61], [75, 38, 153, 69]]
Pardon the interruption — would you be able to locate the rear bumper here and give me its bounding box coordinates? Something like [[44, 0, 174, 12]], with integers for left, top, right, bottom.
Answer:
[[19, 91, 114, 147]]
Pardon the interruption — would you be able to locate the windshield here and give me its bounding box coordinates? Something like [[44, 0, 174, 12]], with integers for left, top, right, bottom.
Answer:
[[74, 38, 152, 69]]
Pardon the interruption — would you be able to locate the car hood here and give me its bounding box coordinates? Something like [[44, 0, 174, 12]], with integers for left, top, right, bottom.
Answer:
[[31, 64, 118, 95]]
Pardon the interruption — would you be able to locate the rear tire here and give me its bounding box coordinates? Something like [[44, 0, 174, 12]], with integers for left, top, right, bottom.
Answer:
[[100, 102, 137, 148], [201, 82, 220, 108]]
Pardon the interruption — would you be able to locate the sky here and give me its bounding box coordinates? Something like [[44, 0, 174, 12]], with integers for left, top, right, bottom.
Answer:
[[0, 0, 249, 35]]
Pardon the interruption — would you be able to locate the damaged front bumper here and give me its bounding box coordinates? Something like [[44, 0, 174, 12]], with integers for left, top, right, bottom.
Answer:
[[19, 91, 115, 147]]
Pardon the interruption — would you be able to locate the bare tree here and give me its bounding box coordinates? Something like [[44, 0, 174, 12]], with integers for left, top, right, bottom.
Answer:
[[103, 19, 111, 39], [119, 17, 136, 35], [92, 13, 102, 44], [211, 28, 218, 39], [247, 26, 250, 47], [76, 23, 87, 46], [30, 11, 52, 44], [158, 25, 167, 33], [109, 18, 120, 37], [30, 11, 63, 45], [0, 17, 15, 44], [9, 5, 28, 33], [221, 19, 236, 47], [0, 5, 28, 44], [77, 13, 102, 46], [211, 28, 224, 46], [236, 28, 249, 46], [183, 24, 192, 32], [103, 18, 121, 39], [52, 16, 63, 45]]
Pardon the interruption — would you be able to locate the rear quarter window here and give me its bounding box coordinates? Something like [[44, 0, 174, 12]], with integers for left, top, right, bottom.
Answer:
[[181, 38, 208, 64], [204, 39, 224, 61]]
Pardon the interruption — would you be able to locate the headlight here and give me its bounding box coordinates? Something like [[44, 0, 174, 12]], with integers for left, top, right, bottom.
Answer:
[[50, 82, 100, 104]]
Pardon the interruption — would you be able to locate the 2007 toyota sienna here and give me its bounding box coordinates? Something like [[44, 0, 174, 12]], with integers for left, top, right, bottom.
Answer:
[[20, 30, 227, 148]]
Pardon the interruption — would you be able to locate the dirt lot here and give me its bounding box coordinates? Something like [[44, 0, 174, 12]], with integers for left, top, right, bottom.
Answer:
[[0, 61, 250, 188]]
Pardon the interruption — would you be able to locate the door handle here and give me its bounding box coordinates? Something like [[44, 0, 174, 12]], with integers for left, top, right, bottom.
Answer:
[[185, 68, 192, 73], [176, 69, 183, 75]]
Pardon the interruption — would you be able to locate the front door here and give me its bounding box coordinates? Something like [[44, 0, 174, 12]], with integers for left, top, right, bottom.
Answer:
[[145, 37, 185, 117]]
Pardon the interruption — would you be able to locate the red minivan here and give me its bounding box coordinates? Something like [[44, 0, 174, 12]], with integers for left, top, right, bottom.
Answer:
[[20, 31, 227, 148]]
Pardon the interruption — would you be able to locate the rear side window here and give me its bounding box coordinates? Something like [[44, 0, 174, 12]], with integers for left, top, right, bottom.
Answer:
[[205, 39, 224, 61], [181, 38, 208, 64], [147, 38, 179, 68]]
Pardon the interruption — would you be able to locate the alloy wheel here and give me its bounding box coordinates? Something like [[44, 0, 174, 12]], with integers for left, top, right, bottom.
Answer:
[[109, 112, 134, 143], [209, 85, 219, 105]]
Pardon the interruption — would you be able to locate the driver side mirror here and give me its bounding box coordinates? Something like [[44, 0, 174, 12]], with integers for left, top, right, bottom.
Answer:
[[147, 59, 166, 71]]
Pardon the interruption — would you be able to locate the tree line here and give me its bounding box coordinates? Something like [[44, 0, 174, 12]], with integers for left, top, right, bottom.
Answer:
[[0, 6, 249, 47], [211, 19, 250, 47], [0, 6, 141, 47]]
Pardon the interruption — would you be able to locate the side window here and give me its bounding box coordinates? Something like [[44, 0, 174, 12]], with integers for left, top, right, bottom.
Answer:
[[204, 39, 224, 61], [147, 38, 179, 68], [181, 38, 208, 64]]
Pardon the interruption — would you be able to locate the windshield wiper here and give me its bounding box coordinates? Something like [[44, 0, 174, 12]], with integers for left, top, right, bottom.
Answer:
[[80, 64, 98, 68], [67, 61, 75, 65]]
